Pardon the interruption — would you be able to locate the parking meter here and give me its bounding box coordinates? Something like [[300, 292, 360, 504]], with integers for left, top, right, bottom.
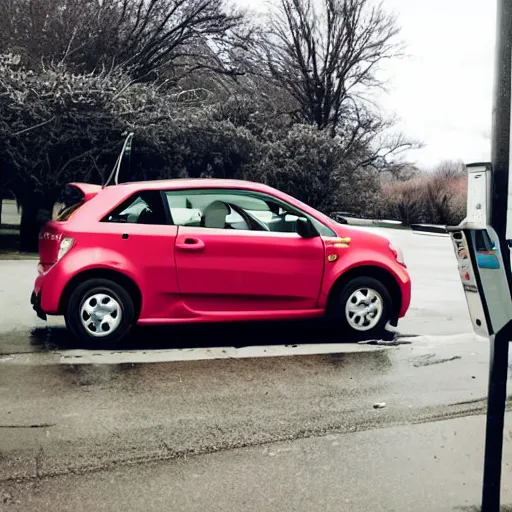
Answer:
[[447, 163, 512, 337]]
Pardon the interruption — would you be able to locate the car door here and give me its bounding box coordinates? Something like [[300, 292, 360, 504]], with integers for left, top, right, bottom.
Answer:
[[166, 189, 326, 313], [99, 189, 180, 319]]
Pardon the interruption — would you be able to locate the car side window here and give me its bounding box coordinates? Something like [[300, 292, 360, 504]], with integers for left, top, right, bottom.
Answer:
[[165, 189, 331, 235], [165, 191, 262, 231], [103, 190, 168, 225], [310, 217, 337, 237]]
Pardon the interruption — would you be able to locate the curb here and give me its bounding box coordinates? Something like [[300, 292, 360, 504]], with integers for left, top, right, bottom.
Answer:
[[0, 253, 38, 261], [410, 224, 448, 235], [344, 219, 449, 235], [343, 218, 407, 230]]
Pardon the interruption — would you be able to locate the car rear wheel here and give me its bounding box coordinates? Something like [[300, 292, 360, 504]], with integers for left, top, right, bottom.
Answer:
[[329, 276, 392, 338], [65, 278, 135, 347]]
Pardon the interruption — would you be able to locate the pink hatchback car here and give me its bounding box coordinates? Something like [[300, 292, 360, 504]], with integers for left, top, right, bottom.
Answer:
[[32, 179, 411, 345]]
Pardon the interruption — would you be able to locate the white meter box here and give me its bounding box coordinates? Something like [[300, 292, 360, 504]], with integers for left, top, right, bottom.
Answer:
[[466, 163, 491, 228], [450, 229, 489, 337], [448, 162, 512, 339]]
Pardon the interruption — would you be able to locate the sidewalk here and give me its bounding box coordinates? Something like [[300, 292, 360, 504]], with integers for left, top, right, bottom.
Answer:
[[2, 413, 511, 512]]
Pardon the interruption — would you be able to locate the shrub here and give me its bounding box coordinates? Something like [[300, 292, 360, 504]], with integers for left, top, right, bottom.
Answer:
[[379, 172, 467, 225]]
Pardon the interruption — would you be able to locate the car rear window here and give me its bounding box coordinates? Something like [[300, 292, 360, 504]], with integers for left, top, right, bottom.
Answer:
[[53, 185, 86, 221], [102, 190, 168, 225], [56, 202, 83, 221]]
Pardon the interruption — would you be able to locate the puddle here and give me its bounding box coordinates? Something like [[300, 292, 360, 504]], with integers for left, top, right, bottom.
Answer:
[[325, 349, 393, 372], [20, 321, 399, 352]]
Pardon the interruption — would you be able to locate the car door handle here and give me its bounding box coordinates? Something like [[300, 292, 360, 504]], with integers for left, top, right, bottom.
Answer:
[[176, 238, 205, 251]]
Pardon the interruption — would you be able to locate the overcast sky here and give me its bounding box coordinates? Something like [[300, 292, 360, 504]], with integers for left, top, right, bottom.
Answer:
[[237, 0, 496, 169]]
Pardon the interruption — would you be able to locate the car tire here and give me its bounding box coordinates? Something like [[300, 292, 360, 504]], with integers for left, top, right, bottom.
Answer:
[[65, 278, 135, 348], [329, 276, 393, 339]]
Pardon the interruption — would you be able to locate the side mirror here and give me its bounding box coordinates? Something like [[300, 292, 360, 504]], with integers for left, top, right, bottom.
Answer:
[[297, 217, 319, 238]]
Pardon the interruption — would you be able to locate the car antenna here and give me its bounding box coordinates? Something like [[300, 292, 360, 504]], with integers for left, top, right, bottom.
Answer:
[[103, 132, 134, 188]]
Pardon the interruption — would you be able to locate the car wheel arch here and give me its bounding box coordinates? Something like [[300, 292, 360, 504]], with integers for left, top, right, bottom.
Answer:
[[58, 268, 142, 319], [326, 265, 402, 322]]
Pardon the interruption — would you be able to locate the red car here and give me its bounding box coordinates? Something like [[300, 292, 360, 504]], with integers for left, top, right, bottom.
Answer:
[[32, 179, 411, 345]]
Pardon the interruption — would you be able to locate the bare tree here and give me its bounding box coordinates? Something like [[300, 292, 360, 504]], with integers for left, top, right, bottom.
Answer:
[[260, 0, 403, 134], [432, 159, 466, 179], [0, 0, 248, 82], [331, 101, 418, 170]]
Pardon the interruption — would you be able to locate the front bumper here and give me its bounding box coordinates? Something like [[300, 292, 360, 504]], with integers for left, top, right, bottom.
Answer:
[[30, 291, 47, 321]]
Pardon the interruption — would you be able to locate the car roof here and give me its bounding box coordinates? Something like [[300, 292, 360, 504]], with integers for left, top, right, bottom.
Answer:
[[66, 179, 284, 206], [117, 178, 277, 194], [67, 178, 336, 230]]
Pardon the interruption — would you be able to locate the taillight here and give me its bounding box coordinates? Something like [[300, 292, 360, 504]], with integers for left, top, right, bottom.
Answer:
[[57, 237, 74, 261], [389, 242, 406, 267]]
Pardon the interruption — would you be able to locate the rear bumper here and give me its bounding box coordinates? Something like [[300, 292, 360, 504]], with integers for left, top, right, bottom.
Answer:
[[30, 291, 47, 321], [31, 264, 62, 317]]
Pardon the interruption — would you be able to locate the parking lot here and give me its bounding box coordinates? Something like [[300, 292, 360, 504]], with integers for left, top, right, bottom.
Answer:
[[0, 227, 511, 511]]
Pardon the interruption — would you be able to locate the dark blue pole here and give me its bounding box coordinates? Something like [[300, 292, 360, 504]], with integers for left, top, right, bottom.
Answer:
[[482, 0, 512, 510]]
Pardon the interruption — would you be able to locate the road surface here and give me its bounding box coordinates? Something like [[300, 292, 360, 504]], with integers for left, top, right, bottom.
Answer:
[[0, 199, 20, 227], [0, 227, 511, 511]]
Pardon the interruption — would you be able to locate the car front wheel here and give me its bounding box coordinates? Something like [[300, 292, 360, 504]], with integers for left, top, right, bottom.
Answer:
[[330, 276, 392, 338], [65, 278, 135, 347]]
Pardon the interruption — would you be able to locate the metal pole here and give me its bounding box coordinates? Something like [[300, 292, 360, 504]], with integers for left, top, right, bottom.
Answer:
[[482, 0, 512, 510], [482, 337, 510, 511]]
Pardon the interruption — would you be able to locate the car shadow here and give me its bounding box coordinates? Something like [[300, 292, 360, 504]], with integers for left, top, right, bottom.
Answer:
[[29, 320, 399, 352]]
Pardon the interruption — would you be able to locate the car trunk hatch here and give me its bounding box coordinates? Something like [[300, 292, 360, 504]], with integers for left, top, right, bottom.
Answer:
[[39, 183, 100, 266], [38, 222, 65, 266]]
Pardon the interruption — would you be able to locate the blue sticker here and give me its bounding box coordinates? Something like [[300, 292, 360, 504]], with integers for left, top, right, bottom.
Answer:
[[476, 251, 500, 269]]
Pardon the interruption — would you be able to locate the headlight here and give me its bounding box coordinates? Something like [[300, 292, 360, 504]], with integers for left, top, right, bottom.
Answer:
[[389, 242, 406, 266], [57, 237, 74, 261]]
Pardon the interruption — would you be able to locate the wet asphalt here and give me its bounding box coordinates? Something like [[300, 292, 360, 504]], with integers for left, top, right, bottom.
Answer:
[[0, 228, 511, 510]]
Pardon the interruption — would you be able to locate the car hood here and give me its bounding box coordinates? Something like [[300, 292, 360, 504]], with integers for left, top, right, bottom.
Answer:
[[330, 222, 391, 246]]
